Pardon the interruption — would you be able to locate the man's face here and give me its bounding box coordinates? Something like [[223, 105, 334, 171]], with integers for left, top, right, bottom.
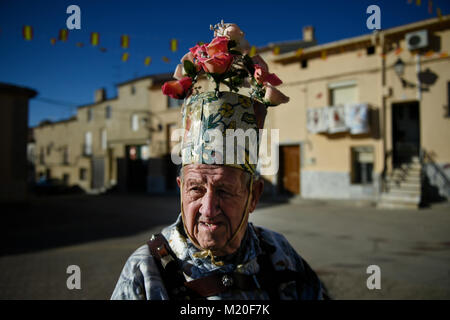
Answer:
[[178, 164, 261, 256]]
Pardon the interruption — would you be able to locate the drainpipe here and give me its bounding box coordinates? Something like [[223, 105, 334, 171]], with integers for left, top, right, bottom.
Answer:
[[380, 31, 387, 194], [416, 53, 422, 101]]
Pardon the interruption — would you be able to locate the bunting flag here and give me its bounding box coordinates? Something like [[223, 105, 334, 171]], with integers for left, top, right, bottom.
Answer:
[[249, 46, 257, 57], [162, 56, 170, 63], [428, 0, 433, 14], [295, 48, 303, 57], [58, 29, 68, 42], [122, 52, 129, 62], [171, 39, 178, 52], [416, 0, 421, 6], [380, 53, 386, 59], [90, 32, 99, 46], [395, 47, 403, 55], [144, 56, 152, 66], [76, 42, 84, 48], [121, 35, 129, 49], [440, 52, 448, 58], [50, 38, 56, 45], [272, 46, 280, 55], [424, 50, 434, 57], [99, 47, 107, 52], [23, 25, 33, 41], [437, 8, 443, 21], [407, 0, 413, 4], [321, 50, 327, 60]]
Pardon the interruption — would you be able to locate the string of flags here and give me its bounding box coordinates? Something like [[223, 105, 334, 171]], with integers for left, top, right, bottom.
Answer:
[[13, 3, 447, 67], [16, 26, 181, 66]]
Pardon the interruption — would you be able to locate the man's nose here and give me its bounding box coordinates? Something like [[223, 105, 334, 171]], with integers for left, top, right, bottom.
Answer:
[[199, 189, 221, 218]]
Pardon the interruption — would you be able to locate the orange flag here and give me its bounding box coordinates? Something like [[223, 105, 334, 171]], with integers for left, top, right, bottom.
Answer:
[[162, 56, 170, 63], [23, 25, 33, 40], [50, 38, 56, 45]]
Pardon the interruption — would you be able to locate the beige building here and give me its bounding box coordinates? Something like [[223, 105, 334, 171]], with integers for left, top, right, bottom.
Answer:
[[33, 73, 183, 193], [261, 16, 450, 207], [0, 83, 37, 202]]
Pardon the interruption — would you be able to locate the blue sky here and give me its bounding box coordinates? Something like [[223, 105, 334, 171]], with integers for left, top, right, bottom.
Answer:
[[0, 0, 448, 127]]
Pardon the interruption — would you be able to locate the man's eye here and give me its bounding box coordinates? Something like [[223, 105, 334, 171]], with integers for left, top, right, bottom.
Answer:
[[218, 189, 232, 196]]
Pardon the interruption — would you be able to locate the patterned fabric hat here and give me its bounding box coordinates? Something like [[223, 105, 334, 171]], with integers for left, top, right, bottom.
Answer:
[[181, 91, 267, 176]]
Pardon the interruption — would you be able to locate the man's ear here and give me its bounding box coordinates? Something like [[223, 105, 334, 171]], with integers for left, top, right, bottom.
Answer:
[[249, 178, 264, 213], [176, 176, 182, 188]]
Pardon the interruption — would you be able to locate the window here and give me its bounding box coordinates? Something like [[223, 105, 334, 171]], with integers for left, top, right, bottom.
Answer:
[[105, 105, 112, 119], [329, 81, 357, 105], [351, 146, 374, 184], [366, 46, 375, 55], [301, 60, 308, 69], [131, 114, 139, 131], [39, 147, 45, 164], [87, 108, 93, 122], [84, 132, 92, 155], [101, 129, 107, 150], [79, 168, 87, 181], [131, 85, 136, 95], [168, 96, 183, 108]]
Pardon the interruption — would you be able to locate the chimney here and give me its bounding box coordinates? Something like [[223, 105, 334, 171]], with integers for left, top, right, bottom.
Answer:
[[303, 26, 315, 42], [94, 88, 106, 103]]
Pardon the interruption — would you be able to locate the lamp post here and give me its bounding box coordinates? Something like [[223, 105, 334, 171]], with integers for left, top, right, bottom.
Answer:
[[394, 58, 406, 88]]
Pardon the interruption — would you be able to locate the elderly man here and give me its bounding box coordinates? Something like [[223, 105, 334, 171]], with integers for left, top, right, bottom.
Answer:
[[111, 90, 328, 300]]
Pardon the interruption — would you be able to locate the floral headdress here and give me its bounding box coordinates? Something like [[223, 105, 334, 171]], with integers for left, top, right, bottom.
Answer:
[[161, 21, 289, 107]]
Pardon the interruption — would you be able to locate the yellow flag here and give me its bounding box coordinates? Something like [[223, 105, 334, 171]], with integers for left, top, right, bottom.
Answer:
[[437, 8, 443, 21], [50, 38, 56, 45], [144, 57, 152, 66], [249, 46, 257, 57], [23, 25, 33, 41], [295, 48, 303, 57], [273, 46, 280, 55], [416, 0, 421, 6], [122, 52, 129, 62], [171, 39, 178, 52], [59, 29, 68, 42], [162, 56, 170, 63], [121, 35, 129, 49], [321, 50, 327, 60], [91, 32, 100, 46]]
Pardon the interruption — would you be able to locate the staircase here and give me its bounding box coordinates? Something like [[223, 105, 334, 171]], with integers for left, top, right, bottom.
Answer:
[[378, 157, 422, 209]]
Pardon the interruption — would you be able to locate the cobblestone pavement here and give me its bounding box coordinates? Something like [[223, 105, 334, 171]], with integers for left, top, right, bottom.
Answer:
[[1, 194, 449, 299]]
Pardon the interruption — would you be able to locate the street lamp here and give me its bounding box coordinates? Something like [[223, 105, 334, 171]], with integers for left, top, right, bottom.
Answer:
[[394, 58, 405, 78]]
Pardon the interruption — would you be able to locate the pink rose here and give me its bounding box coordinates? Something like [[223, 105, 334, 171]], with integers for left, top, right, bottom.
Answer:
[[206, 36, 229, 57], [223, 24, 244, 42], [202, 52, 233, 74], [264, 84, 289, 106], [254, 64, 282, 86], [173, 64, 183, 80], [162, 77, 193, 99]]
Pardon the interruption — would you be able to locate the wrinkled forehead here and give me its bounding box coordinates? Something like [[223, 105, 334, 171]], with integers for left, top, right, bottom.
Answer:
[[182, 164, 245, 187]]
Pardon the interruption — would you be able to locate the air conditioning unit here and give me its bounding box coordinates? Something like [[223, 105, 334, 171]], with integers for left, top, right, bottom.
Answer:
[[405, 30, 428, 50]]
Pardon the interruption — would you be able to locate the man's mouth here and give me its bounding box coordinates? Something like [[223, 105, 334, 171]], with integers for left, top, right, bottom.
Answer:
[[199, 221, 222, 231]]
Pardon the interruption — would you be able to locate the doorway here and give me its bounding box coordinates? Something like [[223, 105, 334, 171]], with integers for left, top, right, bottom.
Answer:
[[279, 145, 300, 195], [392, 101, 420, 168]]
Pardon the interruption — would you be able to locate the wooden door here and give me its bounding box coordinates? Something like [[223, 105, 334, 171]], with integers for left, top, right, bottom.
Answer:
[[280, 145, 300, 195]]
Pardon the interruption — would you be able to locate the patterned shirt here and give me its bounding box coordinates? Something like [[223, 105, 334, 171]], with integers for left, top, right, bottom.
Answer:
[[111, 214, 328, 300]]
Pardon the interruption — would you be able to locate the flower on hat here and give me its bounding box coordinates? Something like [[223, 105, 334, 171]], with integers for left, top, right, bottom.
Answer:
[[161, 21, 290, 106]]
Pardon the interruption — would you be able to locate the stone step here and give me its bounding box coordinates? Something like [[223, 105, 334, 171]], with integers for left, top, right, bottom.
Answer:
[[380, 192, 420, 203], [386, 187, 421, 196], [388, 174, 421, 183], [377, 201, 419, 209], [387, 180, 421, 189]]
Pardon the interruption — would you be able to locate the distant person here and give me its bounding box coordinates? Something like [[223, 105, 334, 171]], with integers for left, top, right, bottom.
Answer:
[[111, 22, 328, 300]]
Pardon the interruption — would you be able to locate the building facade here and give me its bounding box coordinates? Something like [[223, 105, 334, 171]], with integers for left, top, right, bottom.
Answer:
[[262, 16, 450, 206]]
